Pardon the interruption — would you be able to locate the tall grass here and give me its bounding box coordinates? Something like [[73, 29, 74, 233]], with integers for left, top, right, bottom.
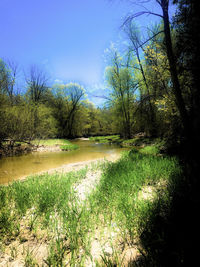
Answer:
[[0, 168, 92, 265], [86, 148, 181, 264], [0, 143, 181, 265]]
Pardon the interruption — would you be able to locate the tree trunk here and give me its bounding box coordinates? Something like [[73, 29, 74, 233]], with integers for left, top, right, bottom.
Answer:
[[160, 0, 189, 136]]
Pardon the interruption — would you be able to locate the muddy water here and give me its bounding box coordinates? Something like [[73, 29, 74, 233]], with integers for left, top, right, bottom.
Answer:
[[0, 139, 127, 184]]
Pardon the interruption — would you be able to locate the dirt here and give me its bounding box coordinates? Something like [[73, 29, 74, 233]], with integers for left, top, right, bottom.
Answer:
[[0, 153, 122, 266], [0, 151, 147, 266], [17, 152, 121, 183]]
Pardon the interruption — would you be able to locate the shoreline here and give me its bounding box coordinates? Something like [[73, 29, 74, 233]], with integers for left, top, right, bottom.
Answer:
[[0, 137, 91, 157], [12, 152, 121, 185]]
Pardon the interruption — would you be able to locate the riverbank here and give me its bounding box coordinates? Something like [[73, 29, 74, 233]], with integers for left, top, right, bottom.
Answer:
[[0, 139, 126, 185], [17, 153, 121, 184], [0, 135, 160, 158], [0, 143, 181, 266], [0, 139, 79, 158]]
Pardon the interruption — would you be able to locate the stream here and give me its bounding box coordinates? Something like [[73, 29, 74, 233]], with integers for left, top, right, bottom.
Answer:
[[0, 139, 128, 184]]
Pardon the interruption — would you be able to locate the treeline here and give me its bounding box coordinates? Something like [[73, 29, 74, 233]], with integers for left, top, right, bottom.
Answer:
[[0, 62, 116, 147], [1, 0, 199, 156]]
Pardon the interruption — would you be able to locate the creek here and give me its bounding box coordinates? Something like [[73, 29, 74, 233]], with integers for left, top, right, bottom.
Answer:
[[0, 139, 127, 184]]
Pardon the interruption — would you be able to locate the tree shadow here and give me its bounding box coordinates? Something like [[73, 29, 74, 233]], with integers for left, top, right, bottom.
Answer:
[[128, 158, 200, 266]]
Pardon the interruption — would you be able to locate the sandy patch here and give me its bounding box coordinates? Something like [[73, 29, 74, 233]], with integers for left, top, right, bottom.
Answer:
[[74, 169, 102, 202], [0, 152, 125, 266], [18, 152, 121, 183]]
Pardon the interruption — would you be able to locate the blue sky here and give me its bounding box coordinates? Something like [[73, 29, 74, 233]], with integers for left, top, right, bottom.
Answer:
[[0, 0, 176, 106]]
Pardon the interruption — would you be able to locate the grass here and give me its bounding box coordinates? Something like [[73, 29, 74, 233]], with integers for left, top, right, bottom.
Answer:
[[33, 139, 70, 146], [0, 141, 181, 265], [88, 148, 180, 242], [60, 144, 79, 151], [0, 168, 91, 265], [33, 139, 79, 151], [140, 144, 160, 155], [89, 135, 121, 144]]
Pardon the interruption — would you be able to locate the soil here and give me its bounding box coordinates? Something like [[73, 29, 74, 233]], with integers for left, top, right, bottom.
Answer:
[[0, 152, 144, 266]]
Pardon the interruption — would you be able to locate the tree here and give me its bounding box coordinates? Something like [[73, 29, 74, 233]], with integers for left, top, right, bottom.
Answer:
[[123, 21, 158, 135], [173, 0, 200, 150], [51, 82, 85, 138], [25, 65, 49, 103], [105, 49, 137, 138], [156, 0, 189, 138], [64, 83, 85, 138], [5, 59, 20, 104], [123, 0, 189, 139]]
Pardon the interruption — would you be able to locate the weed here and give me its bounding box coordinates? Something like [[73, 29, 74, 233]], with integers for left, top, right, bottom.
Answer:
[[0, 207, 14, 237], [60, 143, 79, 151], [45, 236, 68, 266], [0, 187, 6, 209], [10, 245, 18, 259], [24, 246, 38, 267]]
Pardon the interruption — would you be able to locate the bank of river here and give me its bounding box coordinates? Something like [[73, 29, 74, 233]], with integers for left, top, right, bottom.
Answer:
[[0, 139, 128, 184]]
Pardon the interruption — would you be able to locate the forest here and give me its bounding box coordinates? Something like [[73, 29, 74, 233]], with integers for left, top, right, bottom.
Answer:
[[0, 0, 200, 266], [0, 1, 199, 154]]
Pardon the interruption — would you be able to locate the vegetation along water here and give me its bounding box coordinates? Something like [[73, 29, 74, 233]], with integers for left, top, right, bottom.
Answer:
[[0, 139, 127, 185], [1, 0, 200, 265], [0, 140, 182, 266]]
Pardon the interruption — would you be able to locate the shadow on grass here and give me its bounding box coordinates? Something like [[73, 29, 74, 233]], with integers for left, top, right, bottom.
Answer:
[[130, 159, 200, 267]]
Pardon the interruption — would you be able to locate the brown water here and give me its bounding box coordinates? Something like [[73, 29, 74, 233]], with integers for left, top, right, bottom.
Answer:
[[0, 139, 127, 184]]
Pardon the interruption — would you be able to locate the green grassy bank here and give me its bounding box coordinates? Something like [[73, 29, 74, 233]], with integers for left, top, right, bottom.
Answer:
[[0, 142, 181, 265], [0, 139, 79, 157], [32, 139, 79, 151], [89, 135, 122, 144]]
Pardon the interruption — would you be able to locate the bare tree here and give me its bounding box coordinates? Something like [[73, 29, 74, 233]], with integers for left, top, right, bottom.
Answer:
[[123, 0, 189, 135], [64, 83, 85, 138], [0, 59, 8, 95], [106, 50, 137, 138], [123, 21, 157, 135], [5, 59, 20, 104], [25, 64, 49, 103]]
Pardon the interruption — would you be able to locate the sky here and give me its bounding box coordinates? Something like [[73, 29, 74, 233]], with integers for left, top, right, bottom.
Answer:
[[0, 0, 176, 106]]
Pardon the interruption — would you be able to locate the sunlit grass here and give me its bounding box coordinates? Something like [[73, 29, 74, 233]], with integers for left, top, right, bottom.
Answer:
[[32, 139, 71, 146], [0, 168, 91, 265], [140, 144, 160, 155], [0, 142, 181, 265], [88, 149, 180, 240], [89, 135, 121, 143], [32, 139, 80, 151], [60, 144, 79, 151]]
